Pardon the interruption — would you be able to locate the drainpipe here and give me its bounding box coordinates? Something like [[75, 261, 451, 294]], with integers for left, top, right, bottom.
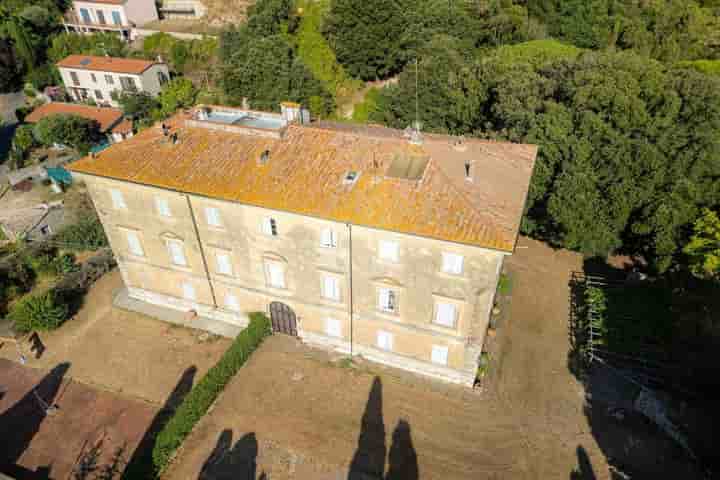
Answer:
[[347, 223, 354, 356], [185, 194, 218, 308]]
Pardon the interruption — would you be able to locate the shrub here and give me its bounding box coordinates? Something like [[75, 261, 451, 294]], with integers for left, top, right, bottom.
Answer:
[[8, 290, 70, 332], [52, 252, 79, 275], [149, 313, 271, 476], [54, 216, 108, 251]]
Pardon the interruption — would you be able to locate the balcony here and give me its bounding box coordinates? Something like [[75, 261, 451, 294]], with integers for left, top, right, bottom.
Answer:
[[62, 12, 133, 30]]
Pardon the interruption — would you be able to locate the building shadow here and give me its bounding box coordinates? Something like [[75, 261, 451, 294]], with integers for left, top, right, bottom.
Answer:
[[199, 430, 266, 480], [386, 420, 418, 480], [0, 362, 71, 478], [121, 365, 197, 479]]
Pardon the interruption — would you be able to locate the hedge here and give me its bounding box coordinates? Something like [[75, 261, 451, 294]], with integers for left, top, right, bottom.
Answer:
[[150, 312, 272, 475]]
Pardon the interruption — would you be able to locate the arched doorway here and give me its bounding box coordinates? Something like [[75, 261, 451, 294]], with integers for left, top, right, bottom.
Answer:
[[269, 302, 297, 336]]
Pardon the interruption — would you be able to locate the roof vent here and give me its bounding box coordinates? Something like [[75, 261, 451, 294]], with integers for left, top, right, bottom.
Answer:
[[464, 160, 473, 182], [343, 171, 360, 185], [259, 149, 270, 165]]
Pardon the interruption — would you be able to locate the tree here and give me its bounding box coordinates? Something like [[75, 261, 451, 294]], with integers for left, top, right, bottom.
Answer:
[[323, 0, 406, 79], [683, 209, 720, 280], [157, 77, 197, 117], [47, 32, 127, 63], [34, 114, 102, 154], [9, 124, 36, 168], [115, 91, 159, 124], [0, 38, 21, 92], [8, 290, 69, 332]]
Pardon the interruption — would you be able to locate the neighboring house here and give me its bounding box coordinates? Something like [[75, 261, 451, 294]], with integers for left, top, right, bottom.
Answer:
[[157, 0, 207, 19], [57, 55, 169, 107], [25, 102, 134, 144], [62, 0, 159, 41], [68, 104, 538, 386]]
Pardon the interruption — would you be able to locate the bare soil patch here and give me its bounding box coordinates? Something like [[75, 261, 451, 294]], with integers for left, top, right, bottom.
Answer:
[[163, 237, 701, 480]]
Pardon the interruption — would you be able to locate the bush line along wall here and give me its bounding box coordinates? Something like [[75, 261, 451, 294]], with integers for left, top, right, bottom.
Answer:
[[150, 313, 272, 475]]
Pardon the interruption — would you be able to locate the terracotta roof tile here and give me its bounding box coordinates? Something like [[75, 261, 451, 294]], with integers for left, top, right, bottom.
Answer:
[[110, 118, 133, 134], [68, 112, 537, 252], [25, 103, 123, 133], [57, 55, 158, 74]]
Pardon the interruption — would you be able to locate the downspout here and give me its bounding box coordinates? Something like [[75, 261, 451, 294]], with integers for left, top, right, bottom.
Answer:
[[347, 223, 354, 356], [185, 194, 218, 308]]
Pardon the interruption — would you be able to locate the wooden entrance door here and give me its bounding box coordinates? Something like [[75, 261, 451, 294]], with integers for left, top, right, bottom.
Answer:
[[269, 302, 297, 336]]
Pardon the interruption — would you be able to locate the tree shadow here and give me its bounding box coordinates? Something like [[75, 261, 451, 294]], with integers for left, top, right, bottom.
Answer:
[[121, 365, 197, 479], [0, 362, 70, 477], [199, 430, 266, 480]]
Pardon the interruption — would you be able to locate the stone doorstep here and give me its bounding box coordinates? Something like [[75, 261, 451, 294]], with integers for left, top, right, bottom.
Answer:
[[112, 287, 244, 339]]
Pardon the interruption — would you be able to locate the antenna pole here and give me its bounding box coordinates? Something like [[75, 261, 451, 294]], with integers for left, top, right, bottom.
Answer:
[[414, 58, 419, 129]]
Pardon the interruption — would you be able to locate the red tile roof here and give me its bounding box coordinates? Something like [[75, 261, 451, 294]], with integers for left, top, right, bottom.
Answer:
[[25, 103, 124, 133], [57, 55, 159, 75], [68, 110, 537, 252], [110, 119, 133, 135], [79, 0, 125, 4]]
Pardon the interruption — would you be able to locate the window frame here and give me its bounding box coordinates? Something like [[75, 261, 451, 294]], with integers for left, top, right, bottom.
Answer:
[[377, 287, 398, 314], [165, 238, 188, 267], [123, 229, 144, 257], [320, 227, 337, 248], [264, 260, 286, 289], [320, 273, 341, 301], [224, 292, 240, 312], [441, 252, 464, 275], [70, 71, 80, 86], [376, 330, 394, 351], [155, 196, 171, 217], [109, 188, 126, 209], [215, 250, 233, 277], [105, 74, 114, 85], [325, 317, 342, 338], [181, 281, 195, 301], [261, 217, 278, 237], [433, 301, 457, 329], [431, 345, 449, 366], [204, 206, 223, 228]]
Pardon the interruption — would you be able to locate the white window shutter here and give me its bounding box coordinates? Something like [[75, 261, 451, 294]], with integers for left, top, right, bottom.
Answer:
[[182, 282, 195, 301], [321, 228, 336, 248], [126, 231, 143, 256], [378, 288, 389, 311], [267, 263, 285, 288], [325, 318, 341, 338], [155, 197, 171, 217], [168, 240, 187, 266], [435, 302, 456, 327], [205, 207, 222, 227], [110, 189, 126, 209], [442, 252, 463, 274], [322, 276, 339, 300], [262, 218, 272, 236], [224, 293, 240, 311], [431, 345, 449, 365], [377, 331, 393, 351], [216, 252, 232, 276], [379, 240, 399, 261]]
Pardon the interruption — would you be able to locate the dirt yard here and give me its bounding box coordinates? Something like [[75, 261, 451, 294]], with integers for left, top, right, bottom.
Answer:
[[163, 237, 701, 480], [0, 270, 231, 404], [0, 359, 157, 479]]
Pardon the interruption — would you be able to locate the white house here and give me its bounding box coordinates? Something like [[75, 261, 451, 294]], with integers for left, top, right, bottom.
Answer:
[[62, 0, 159, 41], [57, 55, 169, 107]]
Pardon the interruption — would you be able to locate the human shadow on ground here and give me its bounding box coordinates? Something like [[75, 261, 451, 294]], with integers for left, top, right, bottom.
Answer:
[[0, 362, 70, 478], [199, 430, 266, 480], [122, 365, 197, 478], [569, 446, 595, 480], [349, 377, 419, 480]]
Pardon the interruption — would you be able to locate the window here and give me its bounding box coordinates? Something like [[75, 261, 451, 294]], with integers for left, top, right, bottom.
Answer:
[[70, 71, 80, 86], [111, 10, 122, 25], [182, 282, 195, 301], [321, 274, 340, 301], [79, 8, 91, 23], [109, 189, 126, 209], [224, 293, 240, 311], [125, 230, 144, 257], [431, 345, 449, 365], [155, 197, 171, 217], [166, 239, 187, 266], [378, 240, 399, 262], [94, 90, 103, 100], [325, 318, 341, 338], [91, 73, 97, 82], [119, 76, 137, 92], [205, 207, 222, 227], [261, 217, 278, 237], [376, 330, 393, 351], [96, 10, 106, 24], [320, 228, 337, 248], [378, 288, 397, 313], [266, 262, 285, 289], [215, 251, 233, 276], [441, 252, 464, 275], [434, 302, 457, 328], [158, 71, 168, 85], [105, 74, 114, 85]]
